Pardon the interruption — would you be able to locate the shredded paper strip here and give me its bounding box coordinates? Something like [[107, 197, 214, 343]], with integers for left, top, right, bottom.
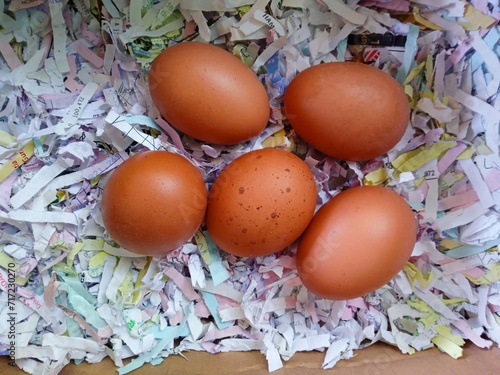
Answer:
[[0, 0, 499, 373]]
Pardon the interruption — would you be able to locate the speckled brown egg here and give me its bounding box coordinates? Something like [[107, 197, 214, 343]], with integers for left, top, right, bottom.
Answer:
[[205, 148, 317, 257], [149, 41, 270, 145], [284, 62, 410, 161], [100, 150, 207, 255]]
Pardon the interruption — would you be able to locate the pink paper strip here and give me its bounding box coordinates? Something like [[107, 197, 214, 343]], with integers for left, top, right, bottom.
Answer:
[[0, 38, 23, 70], [163, 267, 200, 301], [452, 319, 493, 348], [438, 143, 468, 173], [75, 40, 104, 69]]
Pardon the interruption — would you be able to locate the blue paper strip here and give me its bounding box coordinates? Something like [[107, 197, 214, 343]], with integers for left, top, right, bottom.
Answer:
[[203, 231, 230, 286], [118, 310, 190, 375], [336, 39, 347, 62], [124, 115, 163, 130], [471, 26, 500, 73], [200, 291, 231, 330], [445, 238, 500, 259], [396, 24, 419, 85]]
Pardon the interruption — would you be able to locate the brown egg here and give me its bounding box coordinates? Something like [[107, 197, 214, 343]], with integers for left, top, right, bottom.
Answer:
[[205, 148, 317, 257], [101, 151, 207, 255], [297, 186, 417, 300], [284, 62, 410, 161], [149, 41, 270, 145]]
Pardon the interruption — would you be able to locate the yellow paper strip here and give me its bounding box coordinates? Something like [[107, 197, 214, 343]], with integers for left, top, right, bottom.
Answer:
[[407, 298, 432, 313], [466, 263, 500, 285], [0, 251, 29, 285], [119, 271, 134, 304], [434, 325, 466, 346], [404, 263, 433, 287], [262, 129, 287, 148], [194, 230, 212, 264], [431, 336, 463, 359], [442, 297, 467, 306], [0, 130, 16, 147], [404, 61, 425, 85], [414, 177, 425, 188], [459, 4, 496, 30], [420, 312, 441, 330], [397, 142, 456, 172], [55, 191, 67, 203], [425, 53, 433, 89], [82, 238, 105, 251], [457, 146, 475, 160], [477, 143, 493, 155], [404, 84, 414, 99], [363, 168, 388, 186], [67, 241, 85, 266], [413, 7, 443, 30], [132, 257, 152, 305], [420, 90, 434, 100], [391, 146, 423, 170], [440, 239, 462, 250], [0, 140, 35, 183], [89, 251, 109, 268]]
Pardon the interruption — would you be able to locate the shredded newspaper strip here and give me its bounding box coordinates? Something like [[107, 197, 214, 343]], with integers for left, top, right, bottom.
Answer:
[[0, 0, 499, 373]]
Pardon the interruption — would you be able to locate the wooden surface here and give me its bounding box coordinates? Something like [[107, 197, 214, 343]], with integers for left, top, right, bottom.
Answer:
[[2, 342, 500, 375]]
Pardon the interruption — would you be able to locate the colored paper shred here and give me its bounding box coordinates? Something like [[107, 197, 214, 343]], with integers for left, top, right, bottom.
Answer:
[[0, 0, 499, 373]]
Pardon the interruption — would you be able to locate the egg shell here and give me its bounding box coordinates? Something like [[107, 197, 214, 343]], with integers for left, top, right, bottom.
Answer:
[[101, 151, 207, 255], [205, 148, 317, 257], [284, 62, 410, 161], [297, 185, 417, 300], [149, 41, 270, 145]]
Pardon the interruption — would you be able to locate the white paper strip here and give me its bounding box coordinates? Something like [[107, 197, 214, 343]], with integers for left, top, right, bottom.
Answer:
[[55, 81, 99, 135], [433, 202, 489, 232], [459, 158, 495, 209], [47, 0, 70, 74], [7, 210, 79, 225], [106, 257, 132, 303], [10, 158, 73, 209], [323, 0, 367, 25]]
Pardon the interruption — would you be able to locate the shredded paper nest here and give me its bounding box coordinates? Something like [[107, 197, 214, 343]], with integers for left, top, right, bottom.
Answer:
[[0, 0, 499, 374]]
